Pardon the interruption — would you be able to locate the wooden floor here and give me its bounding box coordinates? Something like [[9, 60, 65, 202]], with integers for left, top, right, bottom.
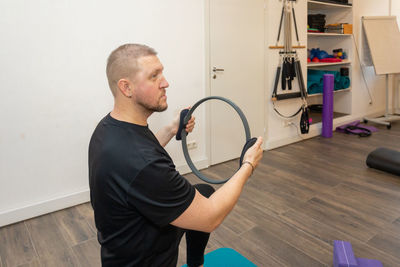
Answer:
[[1, 122, 399, 267]]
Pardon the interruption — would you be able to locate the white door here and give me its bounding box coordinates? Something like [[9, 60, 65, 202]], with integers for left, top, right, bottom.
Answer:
[[209, 0, 265, 165]]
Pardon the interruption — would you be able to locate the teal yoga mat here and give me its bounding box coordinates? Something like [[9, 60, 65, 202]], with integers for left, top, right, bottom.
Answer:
[[307, 69, 350, 95], [182, 248, 257, 267]]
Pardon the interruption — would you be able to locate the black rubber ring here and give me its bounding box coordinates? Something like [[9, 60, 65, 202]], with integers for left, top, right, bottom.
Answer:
[[181, 96, 251, 184]]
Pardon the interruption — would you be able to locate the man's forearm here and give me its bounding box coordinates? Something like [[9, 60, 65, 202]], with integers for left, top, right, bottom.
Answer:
[[155, 125, 175, 147], [170, 137, 262, 233], [206, 163, 253, 231], [169, 162, 255, 233]]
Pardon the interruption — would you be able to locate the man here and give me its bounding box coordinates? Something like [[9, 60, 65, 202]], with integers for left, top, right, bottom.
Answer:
[[89, 43, 263, 267]]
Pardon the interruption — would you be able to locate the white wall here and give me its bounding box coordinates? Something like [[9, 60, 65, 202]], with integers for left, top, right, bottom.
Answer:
[[0, 0, 207, 227]]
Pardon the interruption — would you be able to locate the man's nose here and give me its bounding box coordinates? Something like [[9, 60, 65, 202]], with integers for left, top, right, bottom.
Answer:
[[160, 76, 169, 89]]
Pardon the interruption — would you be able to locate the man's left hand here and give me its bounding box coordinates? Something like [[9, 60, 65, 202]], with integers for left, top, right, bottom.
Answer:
[[185, 115, 195, 133], [171, 108, 196, 135]]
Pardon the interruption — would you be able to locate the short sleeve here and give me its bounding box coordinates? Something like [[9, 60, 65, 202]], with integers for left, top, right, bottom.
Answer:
[[126, 157, 195, 227]]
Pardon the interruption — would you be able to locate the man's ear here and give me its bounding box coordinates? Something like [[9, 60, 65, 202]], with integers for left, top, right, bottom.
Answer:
[[117, 79, 133, 98]]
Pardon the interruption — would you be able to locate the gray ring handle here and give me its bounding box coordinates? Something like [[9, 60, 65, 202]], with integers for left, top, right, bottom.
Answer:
[[181, 96, 251, 184]]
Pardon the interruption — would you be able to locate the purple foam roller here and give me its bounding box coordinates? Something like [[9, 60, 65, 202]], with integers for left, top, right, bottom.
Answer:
[[322, 74, 334, 138], [333, 240, 358, 267], [357, 257, 383, 267]]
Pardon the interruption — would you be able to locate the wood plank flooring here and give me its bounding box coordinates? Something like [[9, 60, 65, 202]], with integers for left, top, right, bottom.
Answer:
[[1, 122, 399, 266]]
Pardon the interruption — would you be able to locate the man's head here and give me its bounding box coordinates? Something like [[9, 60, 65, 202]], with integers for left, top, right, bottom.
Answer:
[[106, 44, 169, 114]]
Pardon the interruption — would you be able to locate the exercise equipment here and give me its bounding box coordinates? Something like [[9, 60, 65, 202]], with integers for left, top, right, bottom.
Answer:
[[344, 126, 371, 137], [176, 109, 190, 141], [366, 147, 400, 176], [322, 74, 334, 138], [308, 69, 351, 95], [177, 96, 257, 184], [308, 14, 326, 32], [307, 69, 351, 95], [309, 48, 330, 61], [336, 120, 377, 137], [271, 0, 310, 134], [181, 248, 256, 267], [333, 240, 383, 267]]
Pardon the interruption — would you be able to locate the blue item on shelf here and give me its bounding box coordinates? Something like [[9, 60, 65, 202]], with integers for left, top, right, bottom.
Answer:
[[307, 69, 351, 95], [310, 48, 335, 60], [338, 76, 350, 89], [307, 72, 324, 94]]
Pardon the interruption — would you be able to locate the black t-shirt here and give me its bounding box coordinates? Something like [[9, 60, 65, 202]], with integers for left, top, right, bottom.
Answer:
[[88, 114, 195, 267]]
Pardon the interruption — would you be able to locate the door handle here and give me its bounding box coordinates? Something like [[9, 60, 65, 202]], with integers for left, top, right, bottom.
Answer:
[[213, 67, 225, 72]]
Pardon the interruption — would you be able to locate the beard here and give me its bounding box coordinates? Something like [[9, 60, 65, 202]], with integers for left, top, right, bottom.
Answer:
[[149, 103, 168, 112], [139, 98, 168, 113]]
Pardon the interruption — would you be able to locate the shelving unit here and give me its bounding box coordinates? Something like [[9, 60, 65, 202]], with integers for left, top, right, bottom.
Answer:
[[306, 0, 353, 124], [308, 60, 351, 67], [307, 33, 352, 37], [308, 0, 352, 10], [308, 88, 351, 97]]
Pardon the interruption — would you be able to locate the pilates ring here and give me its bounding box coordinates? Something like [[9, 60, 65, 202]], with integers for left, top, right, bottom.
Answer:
[[180, 96, 253, 184]]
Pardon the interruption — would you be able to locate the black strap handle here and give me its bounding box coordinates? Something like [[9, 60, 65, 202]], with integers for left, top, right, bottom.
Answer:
[[175, 109, 190, 140]]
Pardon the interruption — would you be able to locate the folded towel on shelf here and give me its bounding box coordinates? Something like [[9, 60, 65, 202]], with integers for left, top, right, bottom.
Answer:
[[307, 69, 351, 95], [338, 76, 351, 89]]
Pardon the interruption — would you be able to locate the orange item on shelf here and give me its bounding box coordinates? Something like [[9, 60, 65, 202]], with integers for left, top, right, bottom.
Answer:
[[343, 24, 353, 34]]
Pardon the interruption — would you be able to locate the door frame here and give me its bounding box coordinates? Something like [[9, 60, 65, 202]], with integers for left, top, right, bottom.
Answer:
[[204, 0, 212, 168]]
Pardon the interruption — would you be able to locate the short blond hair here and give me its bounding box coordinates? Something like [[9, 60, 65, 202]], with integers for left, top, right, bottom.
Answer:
[[106, 44, 157, 95]]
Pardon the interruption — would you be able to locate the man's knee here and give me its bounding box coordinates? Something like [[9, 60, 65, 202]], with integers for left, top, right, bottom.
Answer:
[[194, 184, 215, 198]]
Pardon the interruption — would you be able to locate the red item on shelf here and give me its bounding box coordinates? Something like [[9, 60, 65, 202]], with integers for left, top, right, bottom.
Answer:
[[312, 57, 320, 62], [320, 58, 342, 63]]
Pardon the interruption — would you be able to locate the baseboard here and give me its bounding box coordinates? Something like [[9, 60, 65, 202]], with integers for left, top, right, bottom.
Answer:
[[0, 189, 90, 227], [265, 109, 386, 150], [0, 158, 209, 227], [265, 123, 322, 150]]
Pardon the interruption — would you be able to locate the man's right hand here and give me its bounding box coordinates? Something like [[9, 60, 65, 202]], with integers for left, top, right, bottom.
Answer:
[[242, 136, 263, 170]]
